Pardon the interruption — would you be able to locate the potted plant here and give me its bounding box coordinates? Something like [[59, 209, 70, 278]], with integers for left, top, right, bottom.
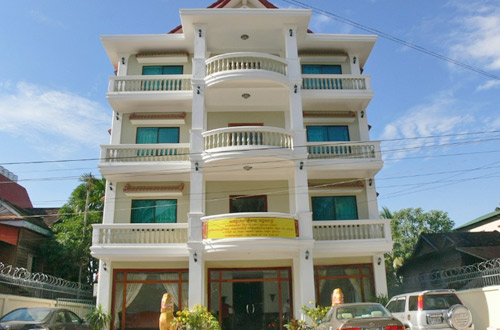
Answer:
[[173, 304, 220, 330], [86, 304, 112, 330]]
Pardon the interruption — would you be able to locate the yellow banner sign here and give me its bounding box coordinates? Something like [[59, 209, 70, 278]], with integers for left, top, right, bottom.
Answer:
[[203, 217, 298, 239]]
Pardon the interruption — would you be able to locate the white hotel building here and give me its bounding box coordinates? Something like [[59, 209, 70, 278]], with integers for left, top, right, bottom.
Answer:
[[92, 1, 392, 329]]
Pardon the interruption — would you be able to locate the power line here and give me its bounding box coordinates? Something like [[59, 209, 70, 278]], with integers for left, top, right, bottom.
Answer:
[[279, 0, 500, 81]]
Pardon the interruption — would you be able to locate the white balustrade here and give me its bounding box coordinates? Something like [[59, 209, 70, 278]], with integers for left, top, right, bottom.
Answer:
[[313, 219, 388, 241], [100, 143, 190, 163], [307, 141, 380, 160], [109, 75, 192, 92], [302, 74, 369, 90], [203, 126, 293, 151], [92, 224, 188, 245], [206, 52, 288, 76]]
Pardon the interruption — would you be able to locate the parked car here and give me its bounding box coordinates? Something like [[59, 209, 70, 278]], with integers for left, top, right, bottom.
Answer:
[[386, 289, 473, 330], [318, 302, 405, 330], [0, 307, 92, 330]]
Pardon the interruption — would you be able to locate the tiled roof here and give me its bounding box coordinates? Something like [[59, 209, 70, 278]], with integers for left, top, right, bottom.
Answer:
[[168, 0, 279, 34], [0, 174, 33, 208]]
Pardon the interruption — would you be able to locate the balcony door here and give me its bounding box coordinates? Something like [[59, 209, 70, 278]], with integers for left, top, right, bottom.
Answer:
[[230, 195, 267, 213]]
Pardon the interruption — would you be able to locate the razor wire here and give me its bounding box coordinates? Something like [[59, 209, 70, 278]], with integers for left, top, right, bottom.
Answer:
[[0, 262, 93, 299], [403, 258, 500, 292]]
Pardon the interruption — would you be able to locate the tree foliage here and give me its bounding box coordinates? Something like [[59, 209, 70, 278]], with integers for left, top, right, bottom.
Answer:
[[381, 207, 454, 294], [40, 174, 105, 285]]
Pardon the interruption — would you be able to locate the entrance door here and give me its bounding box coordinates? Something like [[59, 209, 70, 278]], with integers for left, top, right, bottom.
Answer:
[[209, 268, 292, 330], [233, 282, 263, 330]]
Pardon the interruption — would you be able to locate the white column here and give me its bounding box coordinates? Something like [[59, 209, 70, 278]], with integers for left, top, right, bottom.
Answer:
[[188, 246, 205, 307], [292, 247, 315, 318], [96, 260, 112, 311], [101, 182, 116, 224], [116, 54, 129, 77], [358, 109, 370, 141], [293, 161, 312, 239], [365, 178, 379, 219], [349, 54, 361, 75], [372, 254, 388, 297]]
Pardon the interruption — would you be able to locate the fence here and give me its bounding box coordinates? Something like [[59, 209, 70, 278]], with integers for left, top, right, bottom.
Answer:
[[0, 262, 93, 301], [402, 258, 500, 292]]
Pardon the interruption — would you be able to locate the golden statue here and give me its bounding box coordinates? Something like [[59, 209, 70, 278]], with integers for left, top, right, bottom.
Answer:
[[331, 288, 344, 306], [159, 293, 175, 330]]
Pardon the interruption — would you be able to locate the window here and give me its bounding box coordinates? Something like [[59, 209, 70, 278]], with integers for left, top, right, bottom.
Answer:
[[306, 125, 349, 142], [131, 200, 177, 223], [136, 127, 179, 144], [142, 66, 183, 75], [409, 296, 418, 311], [230, 195, 267, 213], [387, 298, 406, 313], [314, 264, 374, 304], [302, 64, 342, 74], [312, 196, 358, 220]]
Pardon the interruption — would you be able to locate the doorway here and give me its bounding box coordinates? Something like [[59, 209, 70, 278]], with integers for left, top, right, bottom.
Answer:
[[208, 268, 292, 330]]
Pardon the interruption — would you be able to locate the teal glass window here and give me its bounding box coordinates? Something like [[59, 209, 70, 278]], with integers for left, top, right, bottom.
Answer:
[[142, 66, 183, 75], [131, 199, 177, 223], [136, 127, 179, 144], [302, 65, 342, 74], [312, 196, 358, 220], [306, 125, 349, 142]]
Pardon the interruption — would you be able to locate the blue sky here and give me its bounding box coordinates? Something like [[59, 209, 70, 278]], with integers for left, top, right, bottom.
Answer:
[[0, 0, 499, 227]]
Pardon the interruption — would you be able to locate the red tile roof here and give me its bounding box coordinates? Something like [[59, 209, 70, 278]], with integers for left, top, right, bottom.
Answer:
[[0, 174, 33, 208], [168, 0, 279, 34]]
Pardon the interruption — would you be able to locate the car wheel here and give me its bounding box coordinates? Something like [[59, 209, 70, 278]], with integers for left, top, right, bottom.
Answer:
[[445, 304, 472, 330]]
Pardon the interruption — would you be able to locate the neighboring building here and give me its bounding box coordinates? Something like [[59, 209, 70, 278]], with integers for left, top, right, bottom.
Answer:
[[92, 1, 391, 329], [454, 209, 500, 233], [0, 167, 58, 272], [399, 232, 500, 290]]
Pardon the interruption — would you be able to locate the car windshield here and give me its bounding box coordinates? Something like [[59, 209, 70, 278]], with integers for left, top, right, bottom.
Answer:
[[423, 294, 461, 310], [336, 304, 391, 320], [0, 308, 52, 322]]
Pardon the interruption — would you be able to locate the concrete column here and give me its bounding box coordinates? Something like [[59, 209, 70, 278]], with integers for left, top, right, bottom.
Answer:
[[372, 254, 388, 297], [96, 260, 112, 311], [188, 246, 205, 307], [101, 181, 116, 224], [365, 178, 379, 219], [349, 54, 361, 75], [293, 161, 312, 239], [116, 54, 129, 77], [292, 247, 315, 318], [358, 110, 370, 141]]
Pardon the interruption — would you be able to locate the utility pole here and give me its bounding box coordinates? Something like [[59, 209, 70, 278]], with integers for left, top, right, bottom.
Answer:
[[78, 173, 93, 287]]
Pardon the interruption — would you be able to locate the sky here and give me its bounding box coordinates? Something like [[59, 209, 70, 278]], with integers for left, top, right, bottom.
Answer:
[[0, 0, 499, 227]]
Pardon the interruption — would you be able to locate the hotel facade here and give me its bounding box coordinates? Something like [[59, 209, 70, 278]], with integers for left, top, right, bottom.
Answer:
[[92, 1, 392, 329]]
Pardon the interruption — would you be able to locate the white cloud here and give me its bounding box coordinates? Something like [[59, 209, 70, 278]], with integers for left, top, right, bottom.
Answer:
[[0, 82, 110, 156], [309, 13, 353, 34], [379, 93, 475, 160], [476, 80, 500, 91], [448, 1, 500, 71], [29, 10, 65, 28]]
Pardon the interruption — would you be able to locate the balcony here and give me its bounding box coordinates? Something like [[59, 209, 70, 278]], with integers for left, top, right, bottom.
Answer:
[[202, 126, 293, 161], [301, 74, 373, 110], [307, 141, 380, 160], [205, 52, 288, 87], [90, 223, 188, 260], [99, 143, 190, 180], [106, 75, 193, 111]]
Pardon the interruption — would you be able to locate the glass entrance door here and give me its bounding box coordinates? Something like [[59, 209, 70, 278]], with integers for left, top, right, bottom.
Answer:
[[209, 268, 292, 330]]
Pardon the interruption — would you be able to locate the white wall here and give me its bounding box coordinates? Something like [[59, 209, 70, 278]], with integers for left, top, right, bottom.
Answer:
[[457, 285, 500, 330]]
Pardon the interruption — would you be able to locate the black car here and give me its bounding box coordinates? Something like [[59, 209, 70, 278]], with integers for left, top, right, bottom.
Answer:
[[0, 307, 93, 330]]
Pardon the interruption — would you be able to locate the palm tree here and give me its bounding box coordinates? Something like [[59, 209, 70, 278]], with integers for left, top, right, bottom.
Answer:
[[379, 206, 393, 219]]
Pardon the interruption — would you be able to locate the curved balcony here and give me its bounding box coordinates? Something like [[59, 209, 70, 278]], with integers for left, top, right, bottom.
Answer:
[[203, 126, 293, 154], [202, 212, 298, 240], [205, 52, 288, 86]]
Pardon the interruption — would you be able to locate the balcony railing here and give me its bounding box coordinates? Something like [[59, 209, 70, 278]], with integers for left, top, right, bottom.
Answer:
[[206, 52, 288, 76], [92, 224, 188, 245], [100, 143, 190, 163], [108, 75, 192, 92], [302, 74, 370, 90], [307, 141, 380, 160], [203, 126, 293, 151], [313, 219, 390, 241]]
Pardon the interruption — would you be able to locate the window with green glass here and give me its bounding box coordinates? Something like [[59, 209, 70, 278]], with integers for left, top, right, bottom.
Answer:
[[142, 66, 183, 75], [306, 125, 349, 142], [302, 64, 342, 74], [131, 200, 177, 223], [136, 127, 179, 144], [311, 196, 358, 220]]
